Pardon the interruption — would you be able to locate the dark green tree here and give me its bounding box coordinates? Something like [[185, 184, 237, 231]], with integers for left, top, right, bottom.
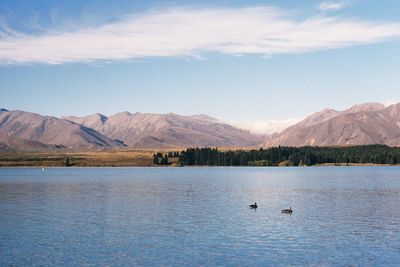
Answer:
[[64, 156, 71, 167]]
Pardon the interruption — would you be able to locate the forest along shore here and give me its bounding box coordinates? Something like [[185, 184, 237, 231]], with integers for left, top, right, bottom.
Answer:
[[2, 145, 400, 167], [154, 145, 400, 167]]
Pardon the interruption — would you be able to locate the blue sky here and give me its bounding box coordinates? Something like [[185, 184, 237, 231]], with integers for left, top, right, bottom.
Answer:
[[1, 0, 400, 127]]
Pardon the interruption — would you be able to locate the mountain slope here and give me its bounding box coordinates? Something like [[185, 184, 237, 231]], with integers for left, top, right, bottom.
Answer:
[[0, 134, 66, 152], [64, 112, 262, 148], [0, 110, 121, 150], [342, 102, 385, 114], [265, 103, 400, 147], [63, 113, 108, 129], [296, 108, 340, 128]]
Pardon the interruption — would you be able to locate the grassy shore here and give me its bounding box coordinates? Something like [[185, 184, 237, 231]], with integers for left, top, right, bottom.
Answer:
[[0, 147, 257, 167], [0, 150, 156, 167]]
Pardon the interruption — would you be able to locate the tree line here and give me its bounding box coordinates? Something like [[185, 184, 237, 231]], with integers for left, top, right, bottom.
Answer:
[[153, 145, 400, 166]]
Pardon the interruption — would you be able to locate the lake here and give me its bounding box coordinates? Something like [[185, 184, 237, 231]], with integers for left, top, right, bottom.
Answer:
[[1, 167, 400, 266]]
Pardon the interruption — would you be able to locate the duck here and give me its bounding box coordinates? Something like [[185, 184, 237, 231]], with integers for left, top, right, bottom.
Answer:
[[249, 202, 258, 209], [281, 206, 293, 214]]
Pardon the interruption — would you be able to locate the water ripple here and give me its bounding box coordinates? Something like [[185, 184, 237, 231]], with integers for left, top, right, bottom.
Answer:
[[1, 167, 400, 266]]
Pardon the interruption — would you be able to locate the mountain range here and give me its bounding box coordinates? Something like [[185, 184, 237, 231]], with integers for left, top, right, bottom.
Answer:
[[0, 110, 120, 151], [1, 102, 399, 151], [63, 112, 262, 149], [0, 109, 262, 151], [264, 102, 400, 146]]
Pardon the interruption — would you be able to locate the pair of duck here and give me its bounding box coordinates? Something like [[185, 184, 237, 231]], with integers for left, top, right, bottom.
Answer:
[[249, 203, 293, 214]]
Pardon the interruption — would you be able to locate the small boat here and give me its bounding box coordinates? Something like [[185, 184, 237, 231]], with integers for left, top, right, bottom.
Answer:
[[249, 203, 258, 209], [281, 206, 293, 214]]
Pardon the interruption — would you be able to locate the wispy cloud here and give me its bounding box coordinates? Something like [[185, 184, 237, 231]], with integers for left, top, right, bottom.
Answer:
[[318, 1, 345, 11], [231, 118, 301, 135], [1, 6, 400, 64]]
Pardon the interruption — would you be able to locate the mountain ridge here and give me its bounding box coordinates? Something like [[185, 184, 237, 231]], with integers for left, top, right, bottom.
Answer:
[[264, 103, 400, 147], [0, 110, 122, 151], [64, 112, 262, 149], [1, 102, 399, 151]]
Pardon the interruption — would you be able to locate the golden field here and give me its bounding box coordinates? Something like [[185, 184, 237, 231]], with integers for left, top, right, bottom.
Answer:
[[0, 150, 158, 167]]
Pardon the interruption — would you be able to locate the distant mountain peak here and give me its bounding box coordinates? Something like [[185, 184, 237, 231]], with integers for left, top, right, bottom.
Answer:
[[93, 113, 108, 123], [321, 108, 338, 113], [117, 111, 132, 116], [62, 113, 109, 130], [0, 108, 9, 112], [345, 102, 385, 113], [294, 108, 340, 128], [189, 114, 219, 122]]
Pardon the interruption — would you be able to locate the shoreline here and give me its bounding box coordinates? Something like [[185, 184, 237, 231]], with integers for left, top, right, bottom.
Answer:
[[2, 148, 400, 168], [1, 164, 399, 168]]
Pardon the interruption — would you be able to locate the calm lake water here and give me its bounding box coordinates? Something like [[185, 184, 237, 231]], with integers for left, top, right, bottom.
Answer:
[[1, 167, 400, 266]]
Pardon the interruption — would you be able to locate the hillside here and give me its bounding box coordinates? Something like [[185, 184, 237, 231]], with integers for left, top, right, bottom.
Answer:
[[0, 110, 121, 151], [64, 112, 262, 148], [265, 103, 400, 147]]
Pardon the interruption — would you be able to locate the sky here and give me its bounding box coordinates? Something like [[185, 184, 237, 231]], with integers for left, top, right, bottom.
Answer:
[[1, 0, 400, 132]]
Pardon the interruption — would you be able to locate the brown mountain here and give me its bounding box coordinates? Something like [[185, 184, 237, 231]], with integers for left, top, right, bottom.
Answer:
[[265, 103, 400, 147], [0, 110, 121, 151], [64, 112, 262, 148], [0, 133, 66, 152], [2, 102, 396, 151]]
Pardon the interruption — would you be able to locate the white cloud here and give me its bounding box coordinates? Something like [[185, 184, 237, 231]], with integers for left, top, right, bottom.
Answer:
[[231, 118, 301, 135], [318, 1, 344, 11], [384, 99, 399, 107], [1, 6, 400, 64]]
